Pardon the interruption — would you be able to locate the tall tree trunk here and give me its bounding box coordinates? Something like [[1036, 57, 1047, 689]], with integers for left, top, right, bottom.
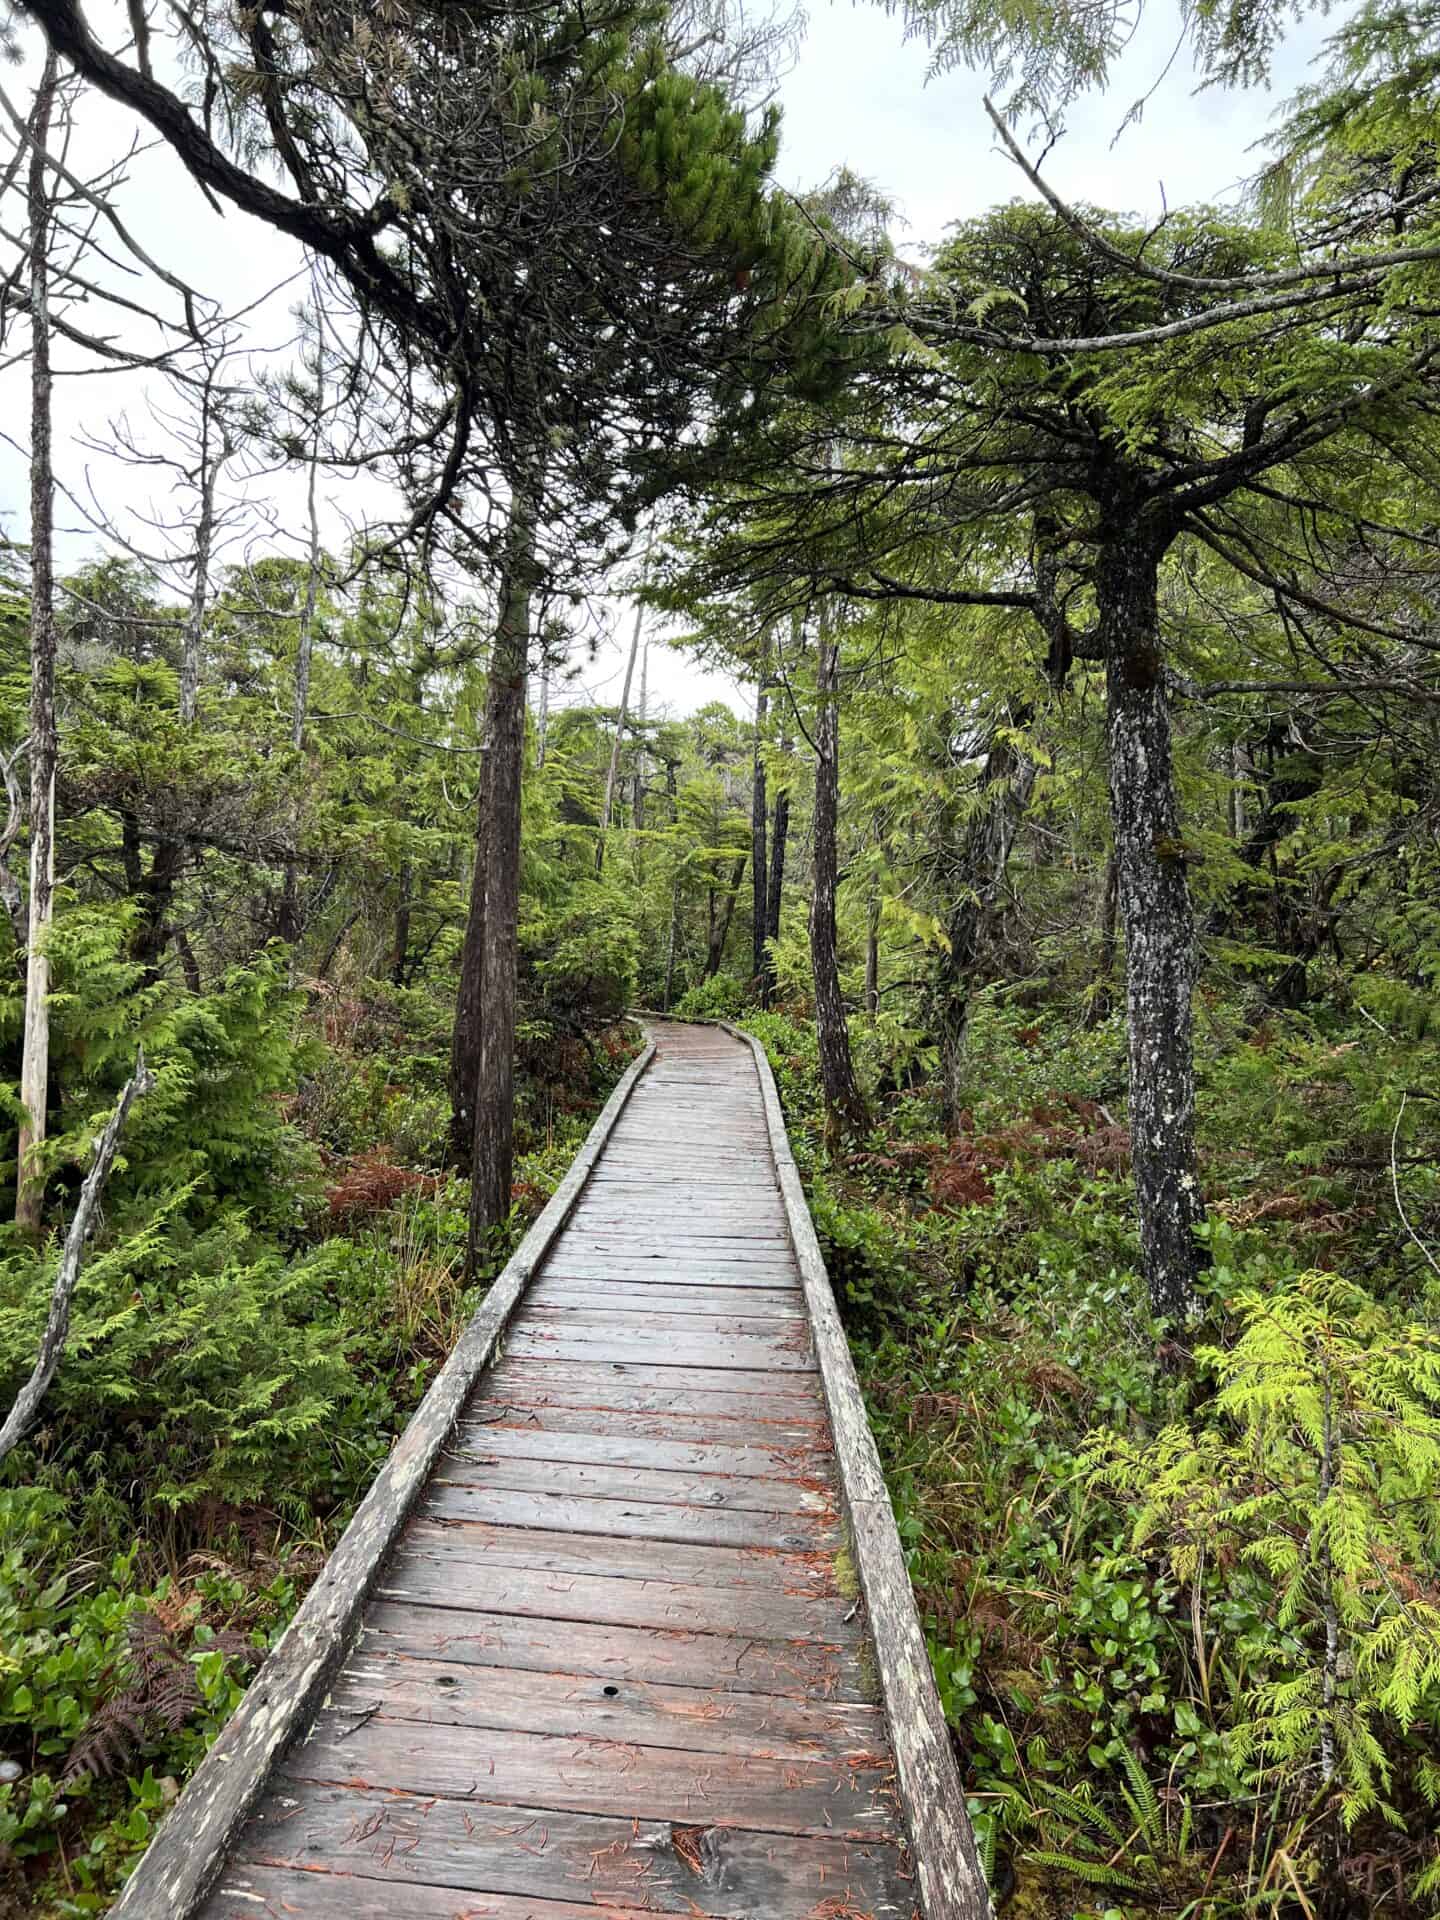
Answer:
[[535, 663, 549, 771], [765, 783, 789, 1001], [596, 532, 651, 873], [279, 345, 324, 943], [1098, 532, 1207, 1323], [391, 862, 412, 986], [1084, 850, 1119, 1027], [705, 855, 747, 979], [632, 638, 648, 835], [465, 485, 536, 1268], [763, 620, 797, 1009], [865, 889, 879, 1019], [179, 360, 228, 726], [663, 872, 682, 1013], [132, 837, 185, 981], [17, 56, 60, 1239], [448, 764, 489, 1168], [932, 709, 1039, 1127], [810, 611, 867, 1141], [662, 760, 680, 1012], [751, 631, 769, 993]]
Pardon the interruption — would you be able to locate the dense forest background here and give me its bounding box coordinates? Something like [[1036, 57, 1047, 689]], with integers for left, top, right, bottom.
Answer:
[[1, 0, 1439, 1913]]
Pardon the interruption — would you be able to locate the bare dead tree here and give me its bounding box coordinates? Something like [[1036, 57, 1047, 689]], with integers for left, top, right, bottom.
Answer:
[[16, 49, 60, 1238], [596, 530, 654, 871]]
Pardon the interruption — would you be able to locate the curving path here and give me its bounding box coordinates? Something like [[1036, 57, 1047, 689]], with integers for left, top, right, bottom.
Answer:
[[119, 1022, 990, 1920]]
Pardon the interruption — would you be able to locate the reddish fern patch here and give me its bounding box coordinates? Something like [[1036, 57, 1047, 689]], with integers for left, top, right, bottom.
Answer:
[[325, 1151, 436, 1222]]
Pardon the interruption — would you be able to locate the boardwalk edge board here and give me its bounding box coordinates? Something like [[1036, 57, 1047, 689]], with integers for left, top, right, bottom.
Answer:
[[706, 1016, 997, 1920], [110, 1038, 657, 1920]]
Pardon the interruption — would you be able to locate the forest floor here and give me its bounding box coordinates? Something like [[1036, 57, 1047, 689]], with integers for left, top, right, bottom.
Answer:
[[708, 979, 1440, 1920]]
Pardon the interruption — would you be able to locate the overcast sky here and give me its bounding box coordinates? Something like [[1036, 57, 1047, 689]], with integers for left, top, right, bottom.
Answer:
[[0, 0, 1339, 720]]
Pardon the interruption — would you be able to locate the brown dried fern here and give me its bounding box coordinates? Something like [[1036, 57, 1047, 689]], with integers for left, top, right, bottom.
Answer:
[[62, 1613, 201, 1784]]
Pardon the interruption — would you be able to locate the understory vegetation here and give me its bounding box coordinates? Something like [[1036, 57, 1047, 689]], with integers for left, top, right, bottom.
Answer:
[[723, 981, 1440, 1917]]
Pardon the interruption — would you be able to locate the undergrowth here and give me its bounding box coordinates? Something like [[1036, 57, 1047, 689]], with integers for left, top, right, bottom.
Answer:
[[0, 964, 638, 1916], [744, 983, 1440, 1919]]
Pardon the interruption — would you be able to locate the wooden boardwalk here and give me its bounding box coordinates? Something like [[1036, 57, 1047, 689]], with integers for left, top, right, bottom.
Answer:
[[118, 1023, 990, 1920]]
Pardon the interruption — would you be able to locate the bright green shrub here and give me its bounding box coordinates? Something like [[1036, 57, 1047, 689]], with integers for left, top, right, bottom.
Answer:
[[1093, 1267, 1440, 1837], [0, 1211, 355, 1515]]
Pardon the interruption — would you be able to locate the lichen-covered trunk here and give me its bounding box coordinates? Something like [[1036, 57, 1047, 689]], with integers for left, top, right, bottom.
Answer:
[[932, 711, 1037, 1129], [465, 490, 535, 1267], [17, 58, 59, 1238], [810, 616, 867, 1141], [1099, 534, 1207, 1323]]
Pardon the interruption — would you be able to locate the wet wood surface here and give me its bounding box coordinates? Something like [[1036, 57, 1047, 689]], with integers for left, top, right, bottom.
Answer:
[[198, 1023, 920, 1920]]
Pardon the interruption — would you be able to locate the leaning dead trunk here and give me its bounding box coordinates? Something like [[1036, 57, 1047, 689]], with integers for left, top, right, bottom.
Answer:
[[16, 57, 60, 1239], [1, 1055, 152, 1462], [932, 710, 1038, 1128], [809, 611, 867, 1141], [1098, 532, 1207, 1323], [465, 486, 537, 1268]]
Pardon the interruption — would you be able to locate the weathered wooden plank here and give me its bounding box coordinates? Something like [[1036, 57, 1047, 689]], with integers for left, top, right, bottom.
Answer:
[[434, 1451, 833, 1518], [205, 1864, 663, 1920], [515, 1305, 807, 1340], [463, 1398, 829, 1448], [419, 1481, 834, 1551], [228, 1787, 912, 1918], [362, 1601, 873, 1700], [448, 1420, 826, 1481], [281, 1715, 896, 1838], [402, 1514, 839, 1593], [502, 1328, 815, 1373], [539, 1260, 799, 1286], [548, 1234, 796, 1255], [378, 1543, 844, 1635], [327, 1652, 887, 1758], [526, 1282, 805, 1317], [376, 1551, 850, 1640], [731, 1021, 994, 1920], [112, 1038, 660, 1920], [484, 1358, 826, 1409]]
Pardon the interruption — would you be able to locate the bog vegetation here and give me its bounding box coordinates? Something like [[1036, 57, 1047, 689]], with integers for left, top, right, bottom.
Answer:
[[0, 0, 1438, 1912]]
